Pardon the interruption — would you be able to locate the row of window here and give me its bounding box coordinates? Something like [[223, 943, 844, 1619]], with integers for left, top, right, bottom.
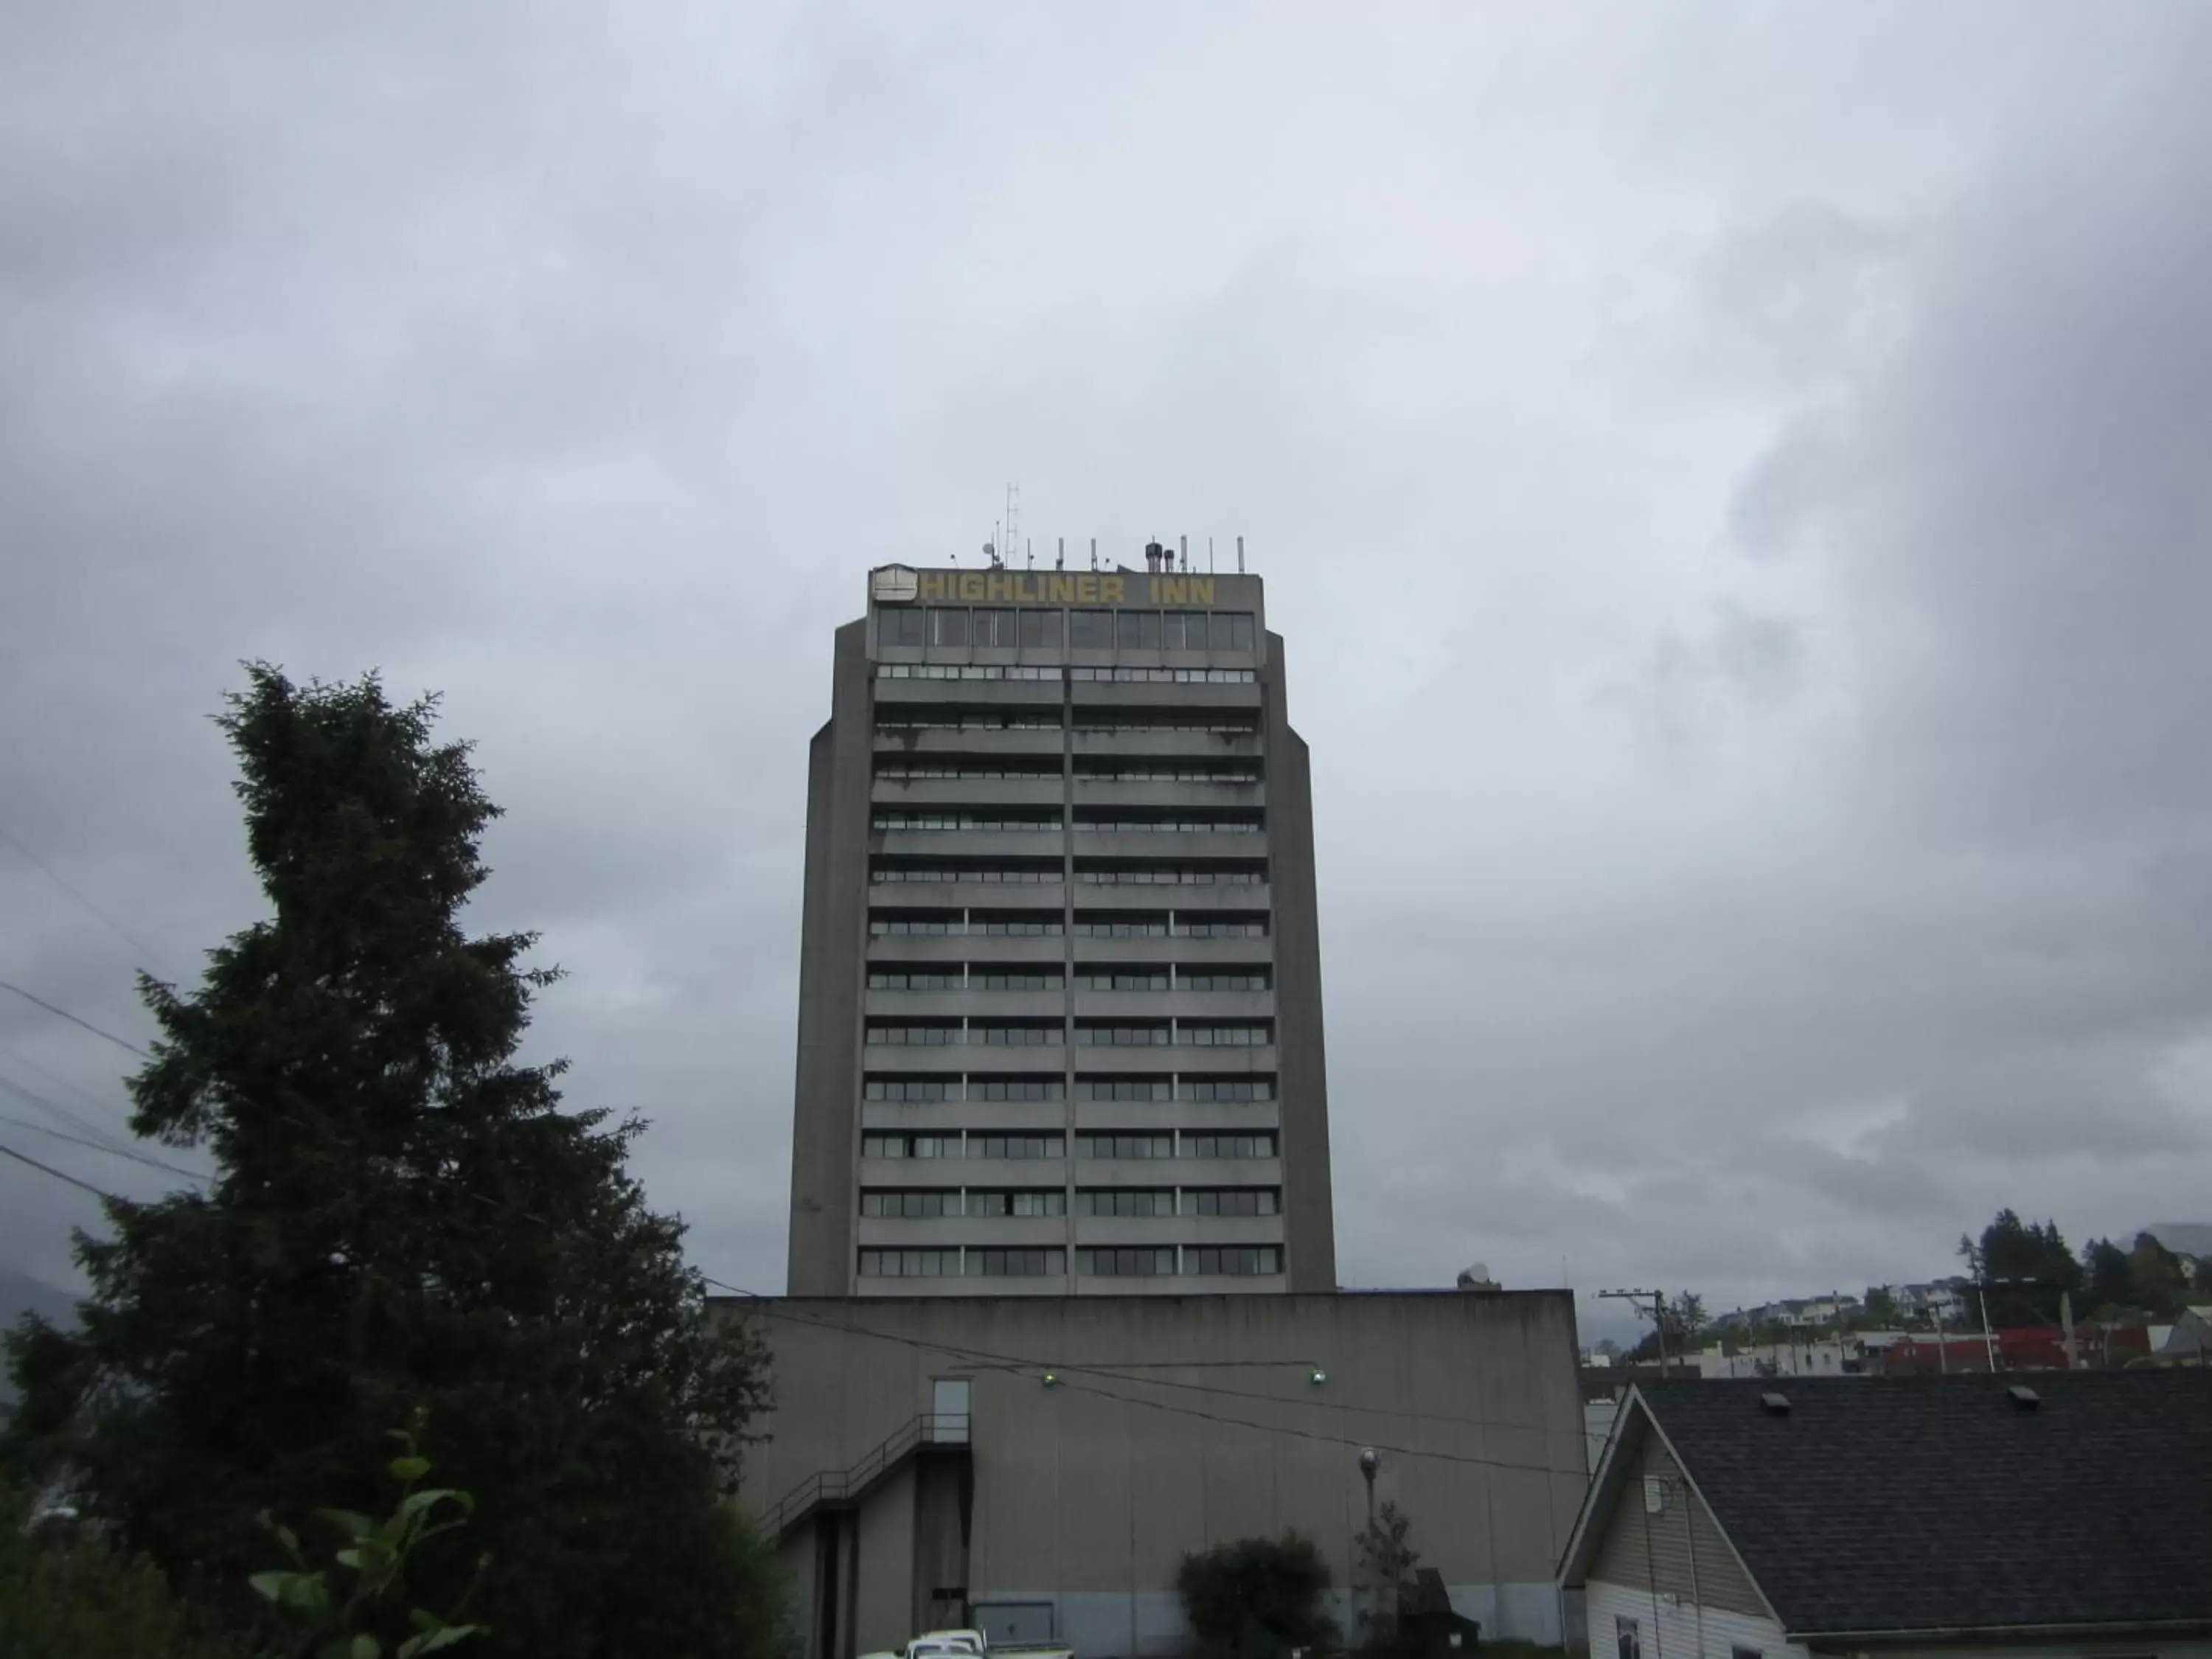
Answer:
[[871, 713, 1257, 735], [876, 664, 1257, 684], [870, 863, 1270, 886], [872, 811, 1062, 832], [862, 1187, 1279, 1218], [874, 760, 1261, 782], [866, 967, 1270, 991], [878, 608, 1257, 653], [870, 812, 1265, 836], [861, 1131, 1278, 1159], [866, 1022, 1272, 1046], [1077, 763, 1262, 782], [868, 911, 1269, 938], [855, 1245, 1281, 1279], [1074, 1247, 1282, 1277], [860, 1248, 1064, 1278], [864, 1076, 1276, 1102]]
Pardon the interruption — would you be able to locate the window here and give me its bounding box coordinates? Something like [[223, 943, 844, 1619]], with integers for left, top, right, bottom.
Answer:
[[1184, 1133, 1276, 1158], [1069, 608, 1113, 649], [866, 1023, 962, 1046], [931, 607, 970, 647], [1074, 911, 1169, 938], [971, 909, 1062, 936], [1079, 1247, 1177, 1277], [1065, 667, 1256, 684], [1077, 1022, 1171, 1046], [973, 967, 1062, 990], [868, 969, 964, 990], [1075, 760, 1262, 783], [1071, 713, 1256, 734], [872, 811, 1062, 832], [973, 608, 1017, 647], [1183, 1188, 1279, 1216], [872, 862, 1060, 885], [863, 1077, 957, 1102], [1075, 813, 1264, 835], [1180, 1022, 1272, 1046], [1075, 863, 1267, 886], [871, 911, 961, 936], [1615, 1618, 1641, 1659], [967, 1133, 1064, 1160], [877, 760, 1060, 781], [1184, 1245, 1280, 1276], [1075, 967, 1169, 991], [1080, 1188, 1173, 1216], [860, 1248, 961, 1278], [1175, 914, 1268, 939], [1178, 1077, 1275, 1102], [967, 1189, 1065, 1217], [861, 1134, 962, 1159], [1078, 1133, 1175, 1159], [968, 1248, 1064, 1277], [876, 711, 1061, 732], [1074, 1076, 1174, 1102], [877, 664, 1037, 681], [1159, 611, 1203, 651], [880, 608, 927, 647], [1019, 608, 1063, 650], [860, 1189, 960, 1217], [1175, 967, 1270, 991], [971, 1022, 1058, 1046], [1208, 611, 1256, 651], [967, 1077, 1063, 1102], [1116, 610, 1162, 650], [1728, 1647, 1760, 1659]]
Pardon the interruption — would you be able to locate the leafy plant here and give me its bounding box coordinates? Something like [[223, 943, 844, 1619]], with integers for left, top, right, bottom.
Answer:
[[0, 1480, 251, 1659], [1175, 1531, 1335, 1655], [251, 1428, 486, 1659]]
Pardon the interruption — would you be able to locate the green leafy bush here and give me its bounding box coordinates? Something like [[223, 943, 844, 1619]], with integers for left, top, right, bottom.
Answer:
[[0, 1482, 252, 1659], [1175, 1531, 1335, 1655]]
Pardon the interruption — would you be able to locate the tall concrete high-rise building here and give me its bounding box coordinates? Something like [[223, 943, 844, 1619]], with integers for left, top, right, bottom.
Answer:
[[787, 554, 1335, 1295]]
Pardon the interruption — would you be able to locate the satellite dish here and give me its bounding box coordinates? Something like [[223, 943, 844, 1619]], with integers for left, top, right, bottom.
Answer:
[[1456, 1264, 1498, 1290]]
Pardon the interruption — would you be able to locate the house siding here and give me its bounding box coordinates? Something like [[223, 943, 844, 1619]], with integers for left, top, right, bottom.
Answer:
[[1587, 1578, 1803, 1659], [1589, 1435, 1766, 1619]]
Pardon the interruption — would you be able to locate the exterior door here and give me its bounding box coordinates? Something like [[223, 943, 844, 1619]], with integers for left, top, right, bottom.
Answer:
[[932, 1377, 970, 1443]]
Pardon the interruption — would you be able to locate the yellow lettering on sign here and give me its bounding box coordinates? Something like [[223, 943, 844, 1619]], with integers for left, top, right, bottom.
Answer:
[[986, 572, 1014, 602], [1046, 574, 1076, 603], [958, 571, 985, 601], [1155, 577, 1188, 605], [1101, 575, 1126, 604], [918, 572, 948, 601], [1076, 574, 1099, 604], [1189, 577, 1216, 607]]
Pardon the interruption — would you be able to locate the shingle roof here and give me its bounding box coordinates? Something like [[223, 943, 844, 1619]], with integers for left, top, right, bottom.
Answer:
[[1637, 1373, 2212, 1637]]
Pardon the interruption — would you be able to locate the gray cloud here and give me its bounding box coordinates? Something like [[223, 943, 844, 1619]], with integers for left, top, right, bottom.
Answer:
[[5, 2, 2211, 1332]]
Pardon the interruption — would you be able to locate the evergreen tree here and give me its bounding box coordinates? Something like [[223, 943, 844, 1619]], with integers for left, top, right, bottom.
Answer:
[[4, 667, 778, 1659], [2081, 1237, 2134, 1315]]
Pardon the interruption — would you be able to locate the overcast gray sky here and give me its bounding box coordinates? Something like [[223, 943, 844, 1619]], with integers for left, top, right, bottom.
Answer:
[[6, 2, 2210, 1335]]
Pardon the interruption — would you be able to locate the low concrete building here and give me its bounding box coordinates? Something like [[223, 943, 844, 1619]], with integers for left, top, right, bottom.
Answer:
[[1559, 1374, 2212, 1659], [725, 1290, 1590, 1659]]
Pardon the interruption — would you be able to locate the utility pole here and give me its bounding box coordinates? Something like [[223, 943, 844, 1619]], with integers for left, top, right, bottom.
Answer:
[[1600, 1288, 1669, 1377]]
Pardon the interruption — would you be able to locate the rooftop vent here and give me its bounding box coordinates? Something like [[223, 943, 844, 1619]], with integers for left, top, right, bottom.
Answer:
[[2008, 1384, 2040, 1411], [1759, 1391, 1791, 1416]]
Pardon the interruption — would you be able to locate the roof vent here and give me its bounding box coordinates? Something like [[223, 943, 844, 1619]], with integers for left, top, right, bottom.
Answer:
[[1759, 1391, 1791, 1416], [2008, 1384, 2040, 1411]]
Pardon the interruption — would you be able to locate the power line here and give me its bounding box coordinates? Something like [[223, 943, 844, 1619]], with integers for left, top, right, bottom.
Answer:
[[0, 1062, 142, 1155], [0, 981, 150, 1057], [0, 1138, 121, 1202], [0, 821, 174, 978], [0, 1113, 211, 1184]]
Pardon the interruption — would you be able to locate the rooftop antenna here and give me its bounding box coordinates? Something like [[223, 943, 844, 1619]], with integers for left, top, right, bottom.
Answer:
[[1004, 484, 1020, 573], [1026, 537, 1032, 570], [1056, 537, 1065, 571], [1179, 535, 1188, 573], [1237, 535, 1245, 574], [1208, 536, 1215, 574], [1090, 538, 1098, 571]]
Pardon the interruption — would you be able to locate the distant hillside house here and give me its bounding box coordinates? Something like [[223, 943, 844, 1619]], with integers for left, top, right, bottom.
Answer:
[[1559, 1374, 2212, 1658]]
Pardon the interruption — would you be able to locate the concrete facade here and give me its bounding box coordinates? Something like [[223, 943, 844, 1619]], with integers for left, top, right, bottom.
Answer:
[[787, 563, 1335, 1297], [728, 1291, 1589, 1659]]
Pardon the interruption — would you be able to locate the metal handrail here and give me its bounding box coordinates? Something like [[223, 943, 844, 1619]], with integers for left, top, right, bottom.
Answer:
[[762, 1411, 971, 1537]]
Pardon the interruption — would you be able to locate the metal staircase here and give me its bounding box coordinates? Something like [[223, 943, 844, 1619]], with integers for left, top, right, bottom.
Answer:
[[760, 1411, 970, 1539]]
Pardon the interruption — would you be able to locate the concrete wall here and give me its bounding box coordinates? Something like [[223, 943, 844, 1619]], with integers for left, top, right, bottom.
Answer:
[[731, 1290, 1588, 1659]]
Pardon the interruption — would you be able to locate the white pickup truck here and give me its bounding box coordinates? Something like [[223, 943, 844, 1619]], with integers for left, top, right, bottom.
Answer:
[[867, 1627, 1074, 1659]]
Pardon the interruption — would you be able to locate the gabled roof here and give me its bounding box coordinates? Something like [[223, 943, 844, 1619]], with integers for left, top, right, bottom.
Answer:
[[1562, 1374, 2212, 1639]]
